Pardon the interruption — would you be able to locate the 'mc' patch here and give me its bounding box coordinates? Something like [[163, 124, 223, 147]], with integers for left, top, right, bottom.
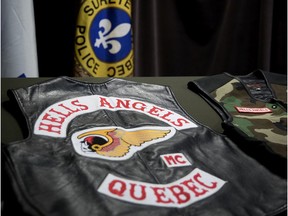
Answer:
[[161, 153, 192, 167]]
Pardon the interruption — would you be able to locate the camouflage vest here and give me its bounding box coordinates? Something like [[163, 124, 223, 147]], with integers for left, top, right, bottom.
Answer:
[[188, 70, 287, 158]]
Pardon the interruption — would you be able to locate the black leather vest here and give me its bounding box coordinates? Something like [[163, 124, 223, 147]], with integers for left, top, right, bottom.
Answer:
[[3, 77, 287, 216]]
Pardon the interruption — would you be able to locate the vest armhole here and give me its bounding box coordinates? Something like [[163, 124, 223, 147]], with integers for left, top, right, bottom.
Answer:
[[3, 90, 30, 143]]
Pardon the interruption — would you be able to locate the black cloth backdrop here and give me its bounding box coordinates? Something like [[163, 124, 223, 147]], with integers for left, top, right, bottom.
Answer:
[[33, 0, 286, 77], [133, 0, 287, 76]]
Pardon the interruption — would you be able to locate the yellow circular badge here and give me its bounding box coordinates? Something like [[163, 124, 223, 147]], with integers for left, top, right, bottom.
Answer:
[[75, 0, 133, 77]]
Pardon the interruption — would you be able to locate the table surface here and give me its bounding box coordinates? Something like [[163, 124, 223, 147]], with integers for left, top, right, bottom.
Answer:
[[1, 77, 223, 144]]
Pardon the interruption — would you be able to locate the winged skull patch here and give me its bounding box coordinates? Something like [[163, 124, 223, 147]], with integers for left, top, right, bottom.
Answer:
[[71, 126, 176, 160]]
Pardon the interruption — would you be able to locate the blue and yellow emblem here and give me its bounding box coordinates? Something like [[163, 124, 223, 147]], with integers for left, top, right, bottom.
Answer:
[[75, 0, 133, 77]]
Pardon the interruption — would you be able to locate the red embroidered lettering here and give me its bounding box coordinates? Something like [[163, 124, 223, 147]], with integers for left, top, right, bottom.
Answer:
[[194, 173, 217, 189], [48, 101, 84, 118], [35, 95, 198, 138], [109, 180, 126, 197], [151, 187, 174, 204], [38, 122, 61, 134], [58, 103, 81, 113], [168, 185, 190, 204], [175, 155, 186, 164], [41, 113, 65, 124], [161, 153, 191, 167], [171, 118, 190, 127], [99, 97, 114, 108], [181, 179, 208, 197], [164, 155, 176, 166], [115, 99, 131, 109], [71, 99, 89, 111], [129, 183, 147, 201], [159, 111, 173, 122], [132, 102, 146, 111], [98, 168, 226, 208], [49, 108, 71, 118], [148, 106, 164, 117]]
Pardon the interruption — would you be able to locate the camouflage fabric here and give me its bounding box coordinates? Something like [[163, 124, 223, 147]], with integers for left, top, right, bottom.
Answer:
[[211, 78, 287, 157]]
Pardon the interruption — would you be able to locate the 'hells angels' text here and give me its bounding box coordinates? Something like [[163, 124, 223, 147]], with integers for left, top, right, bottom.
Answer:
[[34, 95, 198, 137]]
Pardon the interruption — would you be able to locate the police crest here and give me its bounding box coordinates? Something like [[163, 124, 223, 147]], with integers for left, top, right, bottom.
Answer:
[[74, 0, 133, 77]]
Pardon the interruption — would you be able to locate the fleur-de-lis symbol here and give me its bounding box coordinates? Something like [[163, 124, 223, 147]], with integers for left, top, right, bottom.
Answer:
[[94, 19, 131, 54]]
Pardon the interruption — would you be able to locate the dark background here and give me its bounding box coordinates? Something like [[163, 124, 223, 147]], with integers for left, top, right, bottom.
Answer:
[[33, 0, 287, 77]]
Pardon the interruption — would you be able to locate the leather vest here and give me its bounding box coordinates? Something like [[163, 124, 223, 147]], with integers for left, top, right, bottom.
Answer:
[[3, 77, 287, 216]]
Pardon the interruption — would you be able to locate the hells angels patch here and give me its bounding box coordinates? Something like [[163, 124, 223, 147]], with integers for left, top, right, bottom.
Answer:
[[34, 95, 197, 138]]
